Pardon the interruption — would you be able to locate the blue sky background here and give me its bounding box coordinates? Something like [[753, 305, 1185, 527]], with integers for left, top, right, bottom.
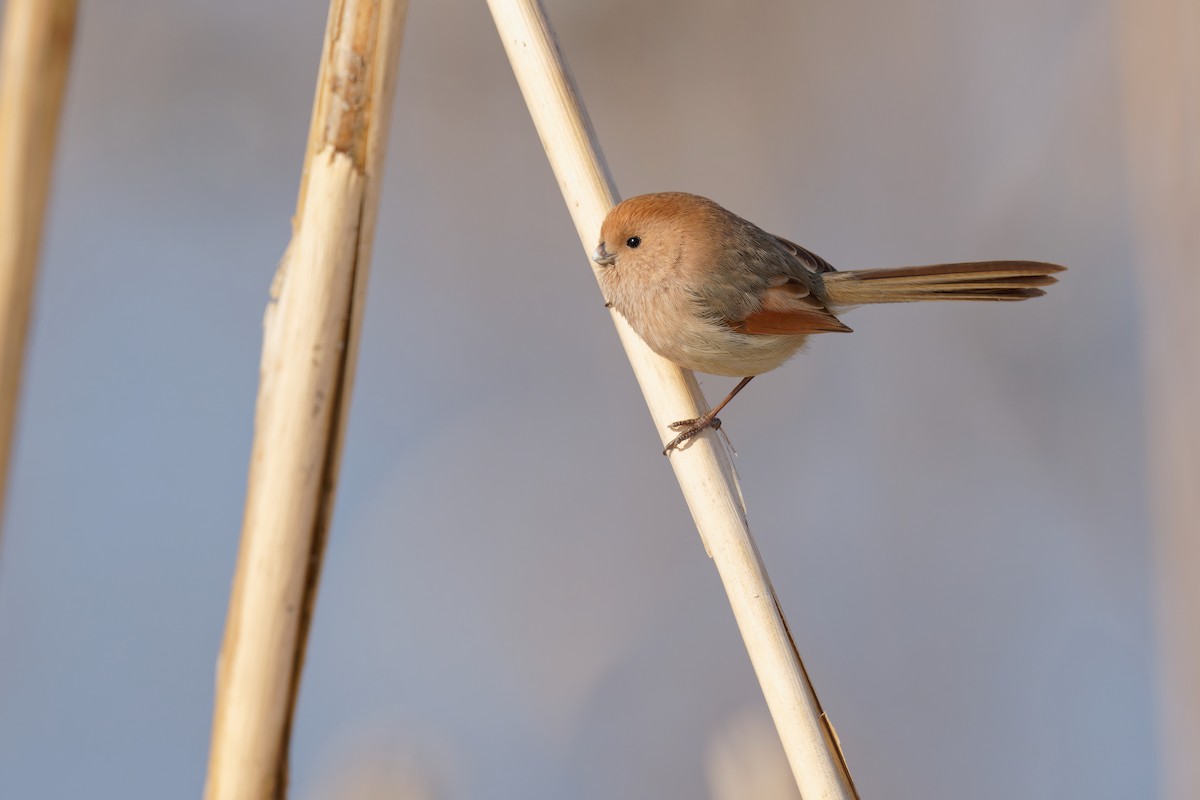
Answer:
[[0, 1, 1154, 797]]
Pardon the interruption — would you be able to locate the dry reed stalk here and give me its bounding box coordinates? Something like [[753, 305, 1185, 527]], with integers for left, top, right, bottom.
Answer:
[[485, 1, 857, 797], [1118, 2, 1200, 797], [0, 0, 76, 540], [204, 2, 407, 798]]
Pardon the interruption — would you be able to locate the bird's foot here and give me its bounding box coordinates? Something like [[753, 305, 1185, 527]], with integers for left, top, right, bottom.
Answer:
[[663, 416, 721, 455]]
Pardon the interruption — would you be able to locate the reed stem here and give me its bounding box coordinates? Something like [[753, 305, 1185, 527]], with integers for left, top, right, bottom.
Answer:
[[485, 1, 858, 796], [204, 3, 407, 798], [0, 0, 77, 542]]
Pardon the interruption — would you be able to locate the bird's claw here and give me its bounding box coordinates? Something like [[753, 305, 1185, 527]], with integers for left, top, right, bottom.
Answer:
[[663, 416, 721, 455]]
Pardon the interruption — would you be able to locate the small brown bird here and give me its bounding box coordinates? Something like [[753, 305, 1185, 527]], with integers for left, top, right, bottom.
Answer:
[[593, 192, 1064, 454]]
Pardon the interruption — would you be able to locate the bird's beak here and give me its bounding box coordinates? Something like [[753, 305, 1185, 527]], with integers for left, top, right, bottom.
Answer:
[[592, 242, 616, 267]]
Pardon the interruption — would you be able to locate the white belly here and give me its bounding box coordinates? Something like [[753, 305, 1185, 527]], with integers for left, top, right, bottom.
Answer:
[[635, 306, 808, 377]]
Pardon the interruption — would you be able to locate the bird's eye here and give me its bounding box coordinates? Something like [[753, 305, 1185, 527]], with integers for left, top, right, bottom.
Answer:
[[626, 236, 641, 249]]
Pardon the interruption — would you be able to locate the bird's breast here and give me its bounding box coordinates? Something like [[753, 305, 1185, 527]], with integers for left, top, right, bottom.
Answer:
[[608, 278, 805, 377]]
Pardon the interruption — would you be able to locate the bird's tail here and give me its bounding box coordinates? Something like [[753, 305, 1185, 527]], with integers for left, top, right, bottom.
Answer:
[[821, 261, 1065, 306]]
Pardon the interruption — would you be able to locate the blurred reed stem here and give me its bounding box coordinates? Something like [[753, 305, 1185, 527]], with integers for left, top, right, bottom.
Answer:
[[1119, 2, 1200, 797], [204, 2, 407, 798], [485, 1, 857, 797], [0, 0, 76, 542]]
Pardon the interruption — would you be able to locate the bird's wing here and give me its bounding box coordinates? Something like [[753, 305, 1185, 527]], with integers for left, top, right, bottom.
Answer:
[[771, 234, 839, 275], [725, 234, 849, 335], [727, 275, 852, 335]]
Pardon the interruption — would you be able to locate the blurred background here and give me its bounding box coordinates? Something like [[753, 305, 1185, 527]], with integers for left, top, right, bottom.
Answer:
[[0, 0, 1177, 797]]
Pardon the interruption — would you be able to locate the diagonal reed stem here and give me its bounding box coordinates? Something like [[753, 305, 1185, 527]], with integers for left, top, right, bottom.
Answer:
[[485, 1, 858, 797]]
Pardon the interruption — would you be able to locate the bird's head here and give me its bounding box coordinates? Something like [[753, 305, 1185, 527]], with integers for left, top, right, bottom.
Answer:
[[593, 192, 723, 272]]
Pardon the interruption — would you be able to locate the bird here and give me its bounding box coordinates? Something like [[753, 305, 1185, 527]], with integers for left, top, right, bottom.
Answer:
[[591, 192, 1065, 454]]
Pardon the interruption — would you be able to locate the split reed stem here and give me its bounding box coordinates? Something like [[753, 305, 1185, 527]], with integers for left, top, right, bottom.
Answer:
[[204, 3, 407, 798]]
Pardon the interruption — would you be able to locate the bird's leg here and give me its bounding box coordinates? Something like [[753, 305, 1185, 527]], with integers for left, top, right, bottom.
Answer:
[[663, 376, 755, 455]]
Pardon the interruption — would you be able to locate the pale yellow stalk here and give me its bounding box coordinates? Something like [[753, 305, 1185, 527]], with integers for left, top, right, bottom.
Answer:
[[485, 1, 858, 796], [204, 3, 407, 798]]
